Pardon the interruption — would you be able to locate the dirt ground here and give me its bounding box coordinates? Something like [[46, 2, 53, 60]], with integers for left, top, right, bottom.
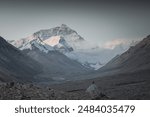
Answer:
[[49, 70, 150, 99], [0, 70, 150, 100]]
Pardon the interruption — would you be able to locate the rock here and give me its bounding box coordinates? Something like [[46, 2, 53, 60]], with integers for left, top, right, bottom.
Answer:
[[0, 82, 90, 100]]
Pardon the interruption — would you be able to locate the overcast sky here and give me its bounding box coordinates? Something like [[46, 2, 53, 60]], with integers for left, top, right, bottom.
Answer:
[[0, 0, 150, 44]]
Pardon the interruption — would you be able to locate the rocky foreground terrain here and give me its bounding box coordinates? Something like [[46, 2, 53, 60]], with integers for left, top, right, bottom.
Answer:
[[0, 82, 92, 100], [0, 69, 150, 100], [50, 70, 150, 100]]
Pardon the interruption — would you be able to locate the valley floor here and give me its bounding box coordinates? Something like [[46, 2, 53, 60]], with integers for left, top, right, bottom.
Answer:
[[0, 70, 150, 100]]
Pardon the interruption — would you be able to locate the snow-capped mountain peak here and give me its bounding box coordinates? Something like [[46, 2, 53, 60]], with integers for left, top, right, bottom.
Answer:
[[44, 36, 65, 47], [43, 36, 73, 53], [30, 38, 54, 53], [9, 24, 83, 53], [33, 24, 84, 47], [9, 24, 130, 70]]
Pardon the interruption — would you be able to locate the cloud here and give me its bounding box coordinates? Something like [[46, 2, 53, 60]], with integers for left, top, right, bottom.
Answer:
[[102, 39, 129, 49]]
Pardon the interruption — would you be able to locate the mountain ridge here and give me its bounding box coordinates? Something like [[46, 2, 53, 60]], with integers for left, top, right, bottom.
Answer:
[[9, 24, 84, 52], [0, 36, 89, 83], [98, 35, 150, 74], [0, 36, 42, 82]]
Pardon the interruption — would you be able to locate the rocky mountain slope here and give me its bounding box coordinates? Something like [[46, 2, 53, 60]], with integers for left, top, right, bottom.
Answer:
[[0, 36, 88, 83], [24, 47, 89, 82], [0, 36, 42, 82], [98, 35, 150, 74]]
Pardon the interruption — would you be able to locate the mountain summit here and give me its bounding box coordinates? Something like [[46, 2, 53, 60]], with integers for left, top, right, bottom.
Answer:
[[9, 24, 84, 53], [33, 24, 84, 42]]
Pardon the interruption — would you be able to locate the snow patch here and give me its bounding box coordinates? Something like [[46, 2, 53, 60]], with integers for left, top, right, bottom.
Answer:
[[43, 36, 61, 47], [31, 39, 54, 53]]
